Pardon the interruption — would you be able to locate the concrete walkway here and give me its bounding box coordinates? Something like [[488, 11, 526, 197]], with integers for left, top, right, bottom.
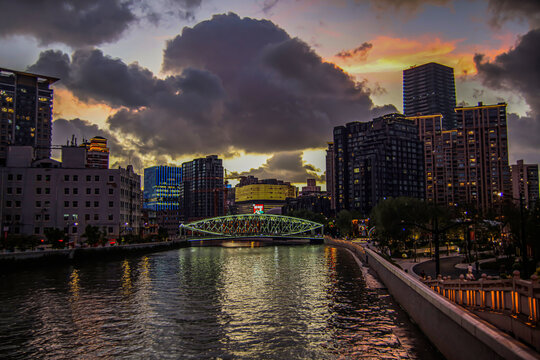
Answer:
[[356, 240, 459, 277], [395, 254, 461, 276], [454, 257, 497, 269]]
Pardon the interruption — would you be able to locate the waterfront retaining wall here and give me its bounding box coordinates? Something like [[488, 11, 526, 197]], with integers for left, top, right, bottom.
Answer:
[[0, 240, 189, 270], [326, 238, 539, 360]]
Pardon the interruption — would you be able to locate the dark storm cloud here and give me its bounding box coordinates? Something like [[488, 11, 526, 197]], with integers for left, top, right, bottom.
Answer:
[[30, 13, 382, 160], [475, 28, 540, 162], [474, 28, 540, 113], [0, 0, 135, 47], [117, 13, 375, 155], [487, 0, 540, 28], [29, 48, 175, 108], [162, 13, 290, 81], [229, 152, 324, 183], [0, 0, 208, 47], [336, 42, 373, 60]]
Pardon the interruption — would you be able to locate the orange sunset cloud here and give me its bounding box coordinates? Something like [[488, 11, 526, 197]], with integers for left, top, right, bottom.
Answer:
[[330, 35, 509, 78], [52, 88, 116, 127]]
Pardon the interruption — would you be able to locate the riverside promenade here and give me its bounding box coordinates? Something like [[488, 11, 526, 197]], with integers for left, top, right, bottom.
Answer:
[[326, 237, 540, 360]]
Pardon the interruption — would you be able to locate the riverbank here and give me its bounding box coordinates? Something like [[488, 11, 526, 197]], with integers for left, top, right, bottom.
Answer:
[[325, 237, 539, 360], [0, 240, 189, 270]]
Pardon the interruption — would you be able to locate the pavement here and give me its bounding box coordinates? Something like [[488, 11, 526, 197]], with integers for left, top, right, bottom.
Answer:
[[356, 240, 500, 278]]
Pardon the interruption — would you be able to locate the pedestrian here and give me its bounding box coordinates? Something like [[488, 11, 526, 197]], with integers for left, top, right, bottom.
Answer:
[[420, 270, 426, 279]]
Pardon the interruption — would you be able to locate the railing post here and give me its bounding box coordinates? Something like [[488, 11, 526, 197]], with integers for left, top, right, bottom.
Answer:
[[459, 274, 464, 304], [530, 275, 538, 322], [512, 270, 520, 314]]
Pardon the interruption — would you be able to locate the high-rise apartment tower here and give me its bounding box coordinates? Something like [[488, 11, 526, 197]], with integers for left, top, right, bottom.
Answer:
[[0, 67, 58, 166], [511, 160, 539, 210], [179, 155, 224, 221], [403, 62, 457, 129], [333, 113, 424, 215]]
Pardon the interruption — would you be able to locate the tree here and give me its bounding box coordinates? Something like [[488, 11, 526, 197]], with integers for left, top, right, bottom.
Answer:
[[157, 227, 168, 241], [45, 228, 67, 249], [17, 235, 40, 251], [370, 197, 431, 255], [288, 209, 326, 225], [82, 225, 102, 246], [336, 210, 353, 237]]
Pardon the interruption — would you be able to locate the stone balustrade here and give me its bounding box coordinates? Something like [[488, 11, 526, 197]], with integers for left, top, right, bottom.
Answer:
[[423, 272, 540, 325]]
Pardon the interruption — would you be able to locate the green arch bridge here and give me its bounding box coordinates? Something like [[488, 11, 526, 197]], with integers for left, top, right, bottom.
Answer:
[[180, 214, 324, 244]]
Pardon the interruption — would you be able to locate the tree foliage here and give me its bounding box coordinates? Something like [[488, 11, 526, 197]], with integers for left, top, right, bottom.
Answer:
[[44, 228, 67, 249], [82, 225, 102, 246], [370, 197, 435, 255], [157, 227, 169, 241]]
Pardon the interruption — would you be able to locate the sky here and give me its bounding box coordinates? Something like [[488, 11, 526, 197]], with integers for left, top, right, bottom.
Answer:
[[1, 0, 539, 189]]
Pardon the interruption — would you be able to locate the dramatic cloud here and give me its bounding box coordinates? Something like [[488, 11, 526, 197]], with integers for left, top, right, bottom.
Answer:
[[336, 42, 373, 60], [0, 0, 135, 47], [487, 0, 540, 29], [0, 0, 208, 47], [229, 152, 324, 183], [332, 35, 476, 76], [29, 13, 379, 159], [475, 28, 540, 162], [28, 49, 168, 108], [475, 28, 540, 113]]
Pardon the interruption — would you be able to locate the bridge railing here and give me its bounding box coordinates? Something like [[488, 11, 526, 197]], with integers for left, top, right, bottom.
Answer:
[[423, 271, 540, 325]]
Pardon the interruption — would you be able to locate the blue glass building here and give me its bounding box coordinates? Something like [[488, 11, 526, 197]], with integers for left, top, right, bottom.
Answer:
[[143, 166, 182, 211]]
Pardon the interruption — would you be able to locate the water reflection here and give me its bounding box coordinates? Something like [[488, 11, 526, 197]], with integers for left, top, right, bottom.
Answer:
[[0, 246, 441, 359]]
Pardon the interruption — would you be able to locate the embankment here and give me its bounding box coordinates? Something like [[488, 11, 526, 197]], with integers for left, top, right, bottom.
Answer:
[[326, 238, 539, 360], [0, 240, 189, 270]]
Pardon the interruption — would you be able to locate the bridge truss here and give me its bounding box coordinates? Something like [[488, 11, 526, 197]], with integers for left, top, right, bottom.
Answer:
[[181, 214, 324, 238]]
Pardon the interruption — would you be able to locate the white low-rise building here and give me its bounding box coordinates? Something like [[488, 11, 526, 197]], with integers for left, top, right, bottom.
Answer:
[[0, 146, 142, 244]]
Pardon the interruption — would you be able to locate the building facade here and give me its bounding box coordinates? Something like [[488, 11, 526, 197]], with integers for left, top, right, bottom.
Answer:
[[412, 103, 512, 214], [84, 136, 110, 169], [179, 155, 224, 221], [235, 178, 297, 214], [0, 146, 142, 243], [143, 165, 182, 211], [455, 102, 511, 213], [300, 178, 321, 196], [283, 193, 331, 217], [0, 67, 58, 166], [403, 62, 457, 129], [333, 113, 424, 215], [411, 114, 462, 206], [511, 160, 539, 210], [326, 142, 336, 210]]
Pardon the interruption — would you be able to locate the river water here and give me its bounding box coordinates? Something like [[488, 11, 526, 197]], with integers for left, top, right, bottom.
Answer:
[[0, 245, 441, 359]]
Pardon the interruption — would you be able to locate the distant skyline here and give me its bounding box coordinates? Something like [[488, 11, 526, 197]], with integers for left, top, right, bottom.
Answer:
[[1, 0, 539, 188]]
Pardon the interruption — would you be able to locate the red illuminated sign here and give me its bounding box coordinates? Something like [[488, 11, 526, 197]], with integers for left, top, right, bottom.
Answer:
[[253, 204, 264, 214]]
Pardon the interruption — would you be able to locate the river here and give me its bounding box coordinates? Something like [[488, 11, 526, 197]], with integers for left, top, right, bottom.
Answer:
[[0, 245, 441, 359]]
